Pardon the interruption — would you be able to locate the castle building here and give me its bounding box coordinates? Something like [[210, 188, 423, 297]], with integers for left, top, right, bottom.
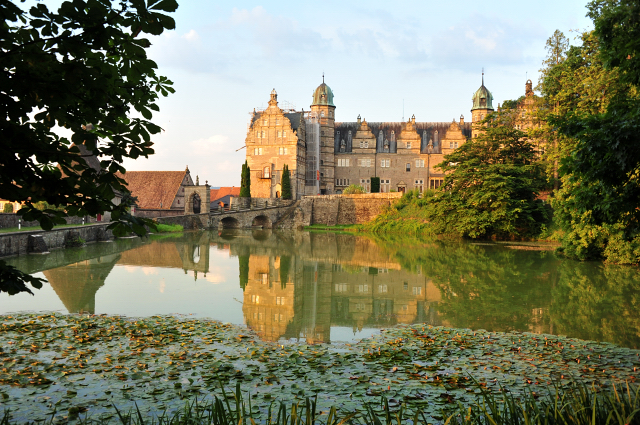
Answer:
[[245, 76, 497, 197]]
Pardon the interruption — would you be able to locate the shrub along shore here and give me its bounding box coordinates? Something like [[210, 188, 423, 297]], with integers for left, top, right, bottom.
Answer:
[[1, 313, 638, 423]]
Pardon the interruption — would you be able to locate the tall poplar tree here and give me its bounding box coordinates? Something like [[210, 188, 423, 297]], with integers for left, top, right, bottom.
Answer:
[[281, 164, 292, 200], [239, 161, 251, 198]]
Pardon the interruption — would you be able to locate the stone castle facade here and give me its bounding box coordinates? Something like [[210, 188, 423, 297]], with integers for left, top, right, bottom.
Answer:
[[245, 76, 498, 198]]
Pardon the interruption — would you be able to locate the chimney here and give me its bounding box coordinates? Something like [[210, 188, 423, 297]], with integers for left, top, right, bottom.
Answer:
[[460, 115, 464, 124]]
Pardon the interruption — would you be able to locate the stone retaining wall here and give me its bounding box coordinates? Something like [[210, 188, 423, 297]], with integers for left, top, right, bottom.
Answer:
[[0, 223, 113, 258], [0, 213, 98, 230], [290, 193, 402, 228]]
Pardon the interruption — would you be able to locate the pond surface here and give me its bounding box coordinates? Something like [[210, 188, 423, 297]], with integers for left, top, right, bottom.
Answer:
[[2, 230, 639, 348]]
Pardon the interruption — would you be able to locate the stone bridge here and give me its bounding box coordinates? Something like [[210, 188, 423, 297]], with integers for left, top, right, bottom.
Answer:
[[208, 201, 298, 230]]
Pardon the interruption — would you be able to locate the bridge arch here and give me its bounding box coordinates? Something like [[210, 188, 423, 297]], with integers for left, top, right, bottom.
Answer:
[[251, 215, 271, 229], [220, 216, 240, 229]]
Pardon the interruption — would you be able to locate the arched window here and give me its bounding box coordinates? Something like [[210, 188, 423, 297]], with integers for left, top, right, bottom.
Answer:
[[321, 111, 325, 117], [263, 166, 271, 179]]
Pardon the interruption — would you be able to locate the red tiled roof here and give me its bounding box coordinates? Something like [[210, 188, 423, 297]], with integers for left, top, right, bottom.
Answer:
[[117, 171, 186, 210], [210, 187, 240, 202]]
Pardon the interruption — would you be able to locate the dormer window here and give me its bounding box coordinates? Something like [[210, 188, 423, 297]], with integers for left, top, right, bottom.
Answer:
[[263, 119, 268, 125], [406, 142, 411, 149]]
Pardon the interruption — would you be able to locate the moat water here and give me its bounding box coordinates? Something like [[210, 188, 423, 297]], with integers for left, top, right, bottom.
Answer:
[[2, 230, 639, 348]]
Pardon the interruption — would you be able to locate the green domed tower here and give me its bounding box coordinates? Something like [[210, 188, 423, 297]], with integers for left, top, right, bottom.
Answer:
[[310, 76, 336, 194], [471, 72, 494, 137]]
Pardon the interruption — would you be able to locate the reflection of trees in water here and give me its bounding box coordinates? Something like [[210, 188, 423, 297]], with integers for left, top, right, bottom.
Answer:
[[551, 262, 640, 349], [373, 235, 640, 348]]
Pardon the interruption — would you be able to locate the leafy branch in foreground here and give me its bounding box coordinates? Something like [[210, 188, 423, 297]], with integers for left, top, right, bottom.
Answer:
[[0, 0, 177, 294]]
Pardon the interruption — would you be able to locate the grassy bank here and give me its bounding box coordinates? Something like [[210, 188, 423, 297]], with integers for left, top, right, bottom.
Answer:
[[303, 224, 359, 233], [1, 313, 638, 423], [154, 224, 184, 233]]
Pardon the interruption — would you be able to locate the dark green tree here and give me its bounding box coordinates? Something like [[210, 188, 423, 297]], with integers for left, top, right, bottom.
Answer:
[[2, 203, 13, 213], [238, 255, 249, 290], [547, 1, 640, 262], [281, 164, 291, 199], [430, 112, 549, 238], [0, 0, 177, 294], [370, 177, 380, 193], [279, 255, 290, 289], [239, 161, 251, 198]]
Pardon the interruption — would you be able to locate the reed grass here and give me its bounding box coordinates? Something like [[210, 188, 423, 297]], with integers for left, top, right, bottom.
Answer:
[[1, 381, 638, 425]]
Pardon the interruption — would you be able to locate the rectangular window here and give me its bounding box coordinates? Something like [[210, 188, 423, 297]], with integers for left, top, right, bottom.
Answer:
[[282, 130, 287, 137], [359, 159, 372, 167], [430, 179, 444, 189], [378, 285, 388, 293], [261, 131, 265, 138], [380, 159, 390, 168], [263, 119, 268, 125], [415, 159, 424, 168], [253, 147, 263, 156], [278, 147, 288, 155], [359, 140, 369, 148], [276, 297, 284, 305], [335, 283, 348, 292], [412, 287, 422, 295], [256, 131, 260, 138], [277, 130, 281, 137], [406, 142, 412, 149], [358, 284, 369, 293], [276, 118, 280, 125], [449, 141, 459, 148], [337, 158, 350, 167], [406, 163, 411, 172]]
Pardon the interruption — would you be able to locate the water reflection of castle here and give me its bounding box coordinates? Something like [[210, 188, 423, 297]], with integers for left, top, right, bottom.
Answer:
[[239, 241, 445, 343]]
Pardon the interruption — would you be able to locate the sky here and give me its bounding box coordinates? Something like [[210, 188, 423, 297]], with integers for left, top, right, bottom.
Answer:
[[120, 0, 593, 187]]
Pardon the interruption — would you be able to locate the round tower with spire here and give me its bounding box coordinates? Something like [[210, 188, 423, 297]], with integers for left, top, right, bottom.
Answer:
[[471, 70, 494, 138], [310, 74, 336, 194]]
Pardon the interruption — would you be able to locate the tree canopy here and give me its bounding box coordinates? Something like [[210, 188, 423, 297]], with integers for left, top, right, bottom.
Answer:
[[428, 112, 549, 239], [545, 0, 640, 262], [0, 0, 178, 294]]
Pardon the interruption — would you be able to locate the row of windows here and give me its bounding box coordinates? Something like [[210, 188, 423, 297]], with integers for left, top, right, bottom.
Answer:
[[249, 294, 287, 305], [449, 141, 459, 148], [333, 283, 422, 294], [335, 178, 443, 192], [256, 130, 288, 138], [253, 147, 288, 156], [341, 159, 428, 169]]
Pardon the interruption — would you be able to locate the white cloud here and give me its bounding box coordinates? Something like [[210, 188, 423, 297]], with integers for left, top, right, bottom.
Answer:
[[431, 13, 544, 71]]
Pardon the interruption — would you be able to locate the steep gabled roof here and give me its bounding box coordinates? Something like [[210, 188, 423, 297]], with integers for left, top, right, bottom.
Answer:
[[117, 171, 187, 210]]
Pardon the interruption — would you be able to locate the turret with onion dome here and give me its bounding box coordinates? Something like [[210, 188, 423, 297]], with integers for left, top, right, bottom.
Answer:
[[311, 75, 335, 107], [471, 71, 494, 137], [471, 73, 494, 111]]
